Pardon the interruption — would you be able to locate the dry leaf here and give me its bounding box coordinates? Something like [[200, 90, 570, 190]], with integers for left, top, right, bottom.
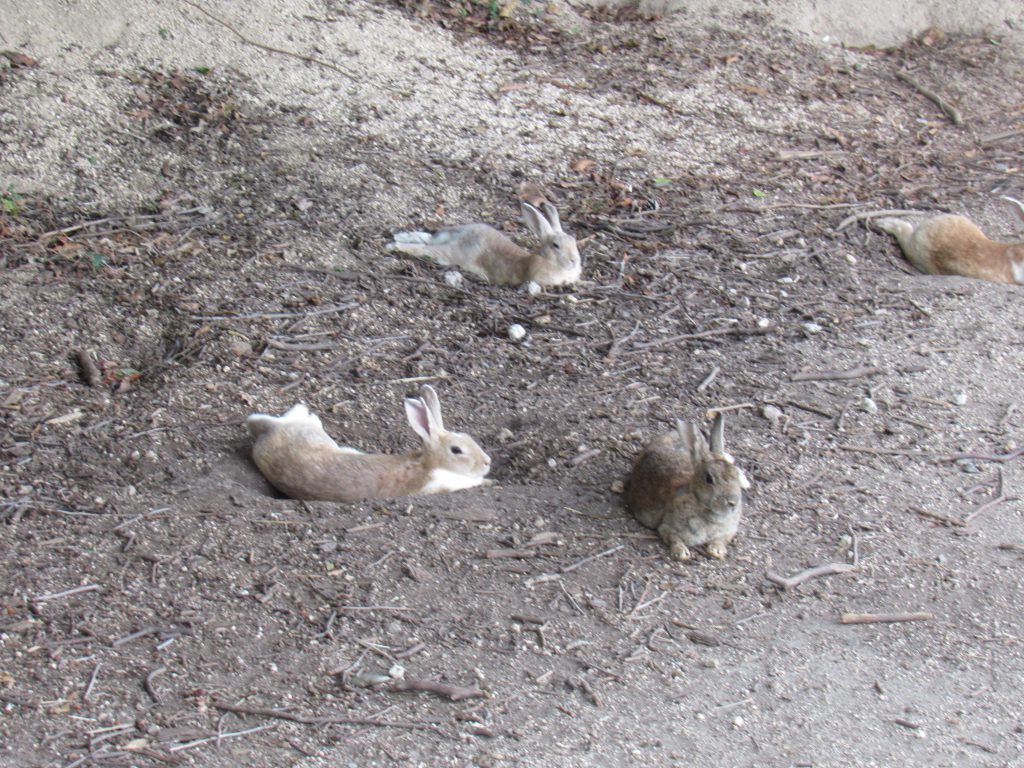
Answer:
[[2, 51, 38, 68], [736, 84, 769, 97]]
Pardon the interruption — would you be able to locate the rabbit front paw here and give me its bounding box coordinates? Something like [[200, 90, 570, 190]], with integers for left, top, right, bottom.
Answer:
[[706, 539, 728, 560], [668, 540, 692, 561]]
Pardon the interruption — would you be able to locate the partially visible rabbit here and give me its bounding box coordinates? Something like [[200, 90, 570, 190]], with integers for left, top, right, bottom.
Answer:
[[246, 385, 491, 502], [387, 193, 582, 287], [874, 205, 1024, 284], [624, 413, 750, 561]]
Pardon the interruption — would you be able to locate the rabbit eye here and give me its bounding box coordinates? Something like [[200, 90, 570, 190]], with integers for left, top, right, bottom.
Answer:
[[450, 445, 463, 455], [705, 471, 714, 485]]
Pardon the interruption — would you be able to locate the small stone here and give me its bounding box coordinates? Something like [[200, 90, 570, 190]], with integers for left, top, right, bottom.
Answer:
[[801, 322, 823, 334], [860, 397, 878, 414], [496, 427, 515, 444], [757, 317, 771, 328], [443, 270, 463, 289], [609, 479, 625, 494], [508, 324, 527, 342], [762, 404, 783, 424], [546, 457, 557, 468], [952, 391, 968, 406], [732, 715, 744, 729], [523, 280, 542, 295]]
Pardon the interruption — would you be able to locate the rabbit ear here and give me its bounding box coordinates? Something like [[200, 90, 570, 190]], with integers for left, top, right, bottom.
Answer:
[[405, 397, 440, 447], [522, 202, 555, 239], [418, 384, 444, 432], [541, 202, 563, 233], [709, 412, 726, 455], [678, 421, 709, 464]]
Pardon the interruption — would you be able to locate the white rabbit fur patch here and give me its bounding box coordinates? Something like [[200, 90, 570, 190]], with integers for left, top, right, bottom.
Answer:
[[420, 467, 488, 494]]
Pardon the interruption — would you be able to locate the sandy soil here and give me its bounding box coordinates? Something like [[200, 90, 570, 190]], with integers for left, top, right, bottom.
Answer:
[[1, 2, 1023, 766]]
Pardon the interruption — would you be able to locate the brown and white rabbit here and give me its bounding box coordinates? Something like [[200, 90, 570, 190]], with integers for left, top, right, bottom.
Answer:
[[625, 413, 750, 561], [874, 210, 1024, 285], [387, 198, 582, 287], [246, 385, 491, 502]]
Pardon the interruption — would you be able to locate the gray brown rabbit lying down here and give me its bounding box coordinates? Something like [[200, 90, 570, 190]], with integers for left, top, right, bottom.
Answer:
[[387, 200, 582, 287], [625, 413, 750, 561], [874, 212, 1024, 284], [246, 385, 491, 502]]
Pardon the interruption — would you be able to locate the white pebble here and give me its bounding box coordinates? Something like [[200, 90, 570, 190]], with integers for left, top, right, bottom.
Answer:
[[523, 280, 542, 295], [508, 324, 527, 342], [443, 270, 463, 288], [801, 322, 823, 333], [952, 391, 968, 406], [860, 397, 878, 414], [762, 404, 783, 424]]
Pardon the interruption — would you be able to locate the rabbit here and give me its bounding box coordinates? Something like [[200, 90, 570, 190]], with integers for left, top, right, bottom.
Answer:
[[246, 384, 491, 502], [387, 197, 582, 287], [873, 211, 1024, 285], [624, 412, 750, 561]]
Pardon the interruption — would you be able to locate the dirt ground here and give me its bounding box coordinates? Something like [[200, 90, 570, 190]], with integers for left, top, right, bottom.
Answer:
[[2, 2, 1023, 766]]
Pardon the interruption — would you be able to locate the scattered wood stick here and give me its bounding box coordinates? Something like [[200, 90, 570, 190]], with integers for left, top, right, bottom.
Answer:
[[837, 445, 934, 459], [83, 663, 101, 704], [179, 0, 368, 83], [561, 544, 624, 574], [765, 562, 856, 591], [212, 700, 438, 731], [390, 677, 484, 702], [835, 208, 929, 232], [264, 339, 339, 352], [626, 325, 772, 353], [839, 611, 933, 625], [192, 302, 358, 321], [143, 666, 165, 704], [74, 349, 103, 387], [31, 584, 102, 603], [791, 365, 882, 383], [111, 626, 161, 648], [696, 366, 720, 393], [1000, 195, 1024, 223], [964, 469, 1017, 524], [167, 724, 274, 753], [937, 446, 1024, 464], [895, 70, 963, 126], [910, 506, 964, 527], [485, 548, 536, 560]]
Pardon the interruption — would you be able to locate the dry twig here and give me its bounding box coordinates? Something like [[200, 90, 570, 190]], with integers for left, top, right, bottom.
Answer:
[[212, 700, 439, 731], [839, 612, 933, 625], [390, 677, 484, 702], [791, 365, 882, 383], [895, 70, 964, 126], [836, 208, 929, 231], [765, 562, 856, 591]]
